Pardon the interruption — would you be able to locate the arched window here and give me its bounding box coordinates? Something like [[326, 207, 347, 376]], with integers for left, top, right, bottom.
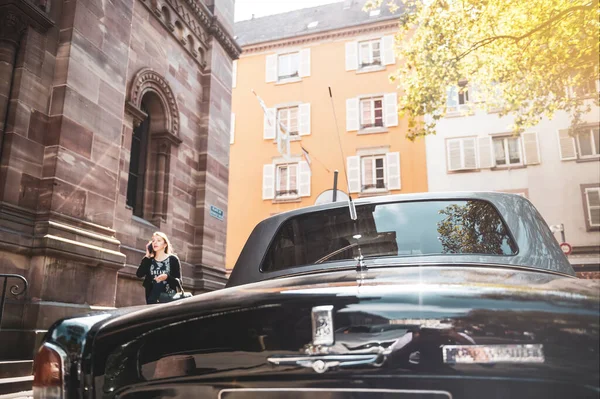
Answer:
[[125, 68, 182, 226], [127, 103, 149, 217]]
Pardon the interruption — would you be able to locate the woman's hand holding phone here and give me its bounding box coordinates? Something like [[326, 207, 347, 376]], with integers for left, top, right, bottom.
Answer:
[[146, 241, 154, 258]]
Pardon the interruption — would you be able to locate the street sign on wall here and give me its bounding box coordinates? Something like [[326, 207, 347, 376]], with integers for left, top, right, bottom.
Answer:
[[209, 205, 224, 221]]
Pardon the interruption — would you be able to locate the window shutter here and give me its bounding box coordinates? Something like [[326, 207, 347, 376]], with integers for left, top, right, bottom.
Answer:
[[478, 136, 494, 168], [229, 112, 235, 145], [386, 152, 401, 190], [463, 138, 477, 169], [384, 92, 398, 127], [265, 54, 277, 83], [446, 86, 458, 111], [298, 161, 311, 197], [345, 41, 358, 71], [346, 98, 359, 131], [557, 129, 577, 160], [262, 164, 275, 200], [232, 60, 237, 88], [470, 83, 484, 103], [263, 108, 276, 139], [522, 132, 540, 165], [298, 103, 311, 136], [381, 35, 395, 65], [347, 156, 360, 193], [447, 140, 462, 171], [299, 49, 311, 77]]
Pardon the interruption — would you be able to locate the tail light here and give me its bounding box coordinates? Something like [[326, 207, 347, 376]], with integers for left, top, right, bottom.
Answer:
[[33, 343, 68, 399]]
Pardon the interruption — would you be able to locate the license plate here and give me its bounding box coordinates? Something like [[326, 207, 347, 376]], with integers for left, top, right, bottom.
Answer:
[[219, 388, 452, 399]]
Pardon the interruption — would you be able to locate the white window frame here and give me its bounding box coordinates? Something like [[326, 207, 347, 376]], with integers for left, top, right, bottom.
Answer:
[[277, 52, 300, 81], [277, 106, 299, 136], [446, 84, 473, 115], [358, 39, 381, 68], [275, 163, 299, 198], [575, 126, 600, 159], [361, 155, 386, 192], [493, 136, 523, 167], [584, 187, 600, 227], [359, 96, 384, 129], [446, 137, 478, 171], [569, 77, 600, 99]]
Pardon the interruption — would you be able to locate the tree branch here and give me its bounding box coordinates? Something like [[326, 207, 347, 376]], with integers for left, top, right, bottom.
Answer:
[[453, 1, 596, 62]]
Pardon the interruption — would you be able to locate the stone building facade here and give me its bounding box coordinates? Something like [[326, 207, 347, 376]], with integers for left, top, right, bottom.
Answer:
[[0, 0, 239, 360]]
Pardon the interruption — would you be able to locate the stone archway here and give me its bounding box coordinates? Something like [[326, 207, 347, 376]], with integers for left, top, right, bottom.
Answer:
[[125, 68, 182, 226], [126, 67, 180, 138]]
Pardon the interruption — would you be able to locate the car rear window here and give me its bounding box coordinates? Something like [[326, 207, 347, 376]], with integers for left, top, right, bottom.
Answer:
[[261, 200, 518, 272]]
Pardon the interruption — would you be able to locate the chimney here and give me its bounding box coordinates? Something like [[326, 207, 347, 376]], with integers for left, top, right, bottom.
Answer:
[[343, 0, 353, 9], [251, 14, 255, 19]]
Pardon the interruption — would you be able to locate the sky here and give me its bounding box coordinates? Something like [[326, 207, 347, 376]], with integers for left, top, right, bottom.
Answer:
[[234, 0, 344, 22]]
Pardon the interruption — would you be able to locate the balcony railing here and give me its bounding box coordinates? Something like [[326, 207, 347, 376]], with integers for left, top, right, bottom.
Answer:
[[0, 274, 28, 332]]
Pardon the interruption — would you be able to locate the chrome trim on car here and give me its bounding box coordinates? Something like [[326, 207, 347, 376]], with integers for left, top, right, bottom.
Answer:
[[268, 354, 385, 373], [219, 388, 452, 399]]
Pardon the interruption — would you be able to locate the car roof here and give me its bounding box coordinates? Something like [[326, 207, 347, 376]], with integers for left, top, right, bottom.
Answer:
[[227, 192, 575, 287]]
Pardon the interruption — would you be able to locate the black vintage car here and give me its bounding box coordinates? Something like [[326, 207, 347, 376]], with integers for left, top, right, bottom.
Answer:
[[33, 192, 599, 399]]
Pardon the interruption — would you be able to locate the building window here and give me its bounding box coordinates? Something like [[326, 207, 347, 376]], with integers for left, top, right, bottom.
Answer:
[[277, 106, 299, 136], [493, 136, 522, 166], [446, 83, 472, 114], [358, 39, 381, 68], [576, 126, 600, 158], [446, 137, 478, 171], [360, 97, 384, 129], [361, 155, 386, 191], [278, 52, 299, 80], [583, 187, 600, 229], [126, 104, 149, 217], [570, 74, 599, 99], [276, 164, 298, 198]]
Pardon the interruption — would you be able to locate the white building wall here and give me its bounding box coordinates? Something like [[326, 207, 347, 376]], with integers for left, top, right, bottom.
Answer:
[[425, 104, 600, 268]]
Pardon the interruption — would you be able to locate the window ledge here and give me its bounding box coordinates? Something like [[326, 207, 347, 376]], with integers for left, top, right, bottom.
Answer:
[[447, 168, 480, 174], [357, 65, 386, 74], [576, 156, 600, 163], [272, 197, 302, 204], [445, 109, 475, 118], [358, 127, 388, 135], [131, 214, 159, 228], [358, 190, 390, 198], [586, 226, 600, 232], [276, 77, 302, 85], [271, 136, 301, 143], [491, 164, 527, 171]]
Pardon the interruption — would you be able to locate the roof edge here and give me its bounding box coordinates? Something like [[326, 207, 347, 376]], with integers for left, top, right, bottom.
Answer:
[[239, 16, 400, 54]]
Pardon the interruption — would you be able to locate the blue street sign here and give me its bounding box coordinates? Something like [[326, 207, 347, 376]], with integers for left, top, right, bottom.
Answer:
[[209, 205, 224, 221]]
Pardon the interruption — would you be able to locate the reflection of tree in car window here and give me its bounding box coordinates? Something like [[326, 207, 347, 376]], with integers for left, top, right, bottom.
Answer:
[[437, 201, 516, 255]]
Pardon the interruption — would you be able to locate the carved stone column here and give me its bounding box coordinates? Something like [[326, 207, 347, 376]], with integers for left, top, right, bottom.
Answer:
[[0, 11, 27, 138], [152, 138, 170, 224]]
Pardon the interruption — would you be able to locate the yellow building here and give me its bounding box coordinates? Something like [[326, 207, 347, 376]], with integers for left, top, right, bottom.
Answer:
[[226, 0, 429, 269]]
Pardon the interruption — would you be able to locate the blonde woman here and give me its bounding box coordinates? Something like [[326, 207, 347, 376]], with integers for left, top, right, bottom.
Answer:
[[136, 232, 182, 304]]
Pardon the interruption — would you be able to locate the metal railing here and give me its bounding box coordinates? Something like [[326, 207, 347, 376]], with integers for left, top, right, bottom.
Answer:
[[0, 274, 28, 332]]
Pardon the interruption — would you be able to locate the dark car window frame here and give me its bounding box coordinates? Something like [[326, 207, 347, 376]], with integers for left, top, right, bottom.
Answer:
[[258, 198, 520, 274]]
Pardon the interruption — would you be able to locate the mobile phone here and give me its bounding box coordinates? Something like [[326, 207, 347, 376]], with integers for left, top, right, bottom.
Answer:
[[147, 243, 154, 254]]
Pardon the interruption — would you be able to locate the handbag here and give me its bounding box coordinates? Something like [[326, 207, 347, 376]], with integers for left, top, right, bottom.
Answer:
[[157, 278, 192, 303]]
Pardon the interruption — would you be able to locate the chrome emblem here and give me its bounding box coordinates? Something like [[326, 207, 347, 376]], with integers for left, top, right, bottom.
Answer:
[[311, 305, 334, 346]]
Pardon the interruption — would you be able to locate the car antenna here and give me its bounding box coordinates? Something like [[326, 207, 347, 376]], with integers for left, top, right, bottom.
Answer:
[[328, 86, 357, 221], [328, 86, 366, 272]]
